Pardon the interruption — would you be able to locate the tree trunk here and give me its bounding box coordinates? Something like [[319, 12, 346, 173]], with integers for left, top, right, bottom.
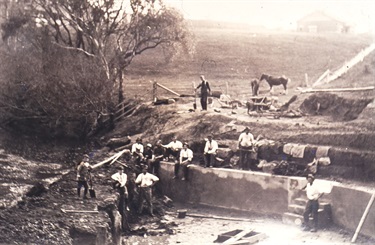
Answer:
[[118, 69, 124, 104]]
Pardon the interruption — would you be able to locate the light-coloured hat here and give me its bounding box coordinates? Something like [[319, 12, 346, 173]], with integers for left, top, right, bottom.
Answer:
[[147, 143, 152, 148]]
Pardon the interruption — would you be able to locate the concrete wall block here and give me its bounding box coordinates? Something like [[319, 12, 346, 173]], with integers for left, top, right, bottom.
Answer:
[[160, 162, 288, 215], [160, 162, 374, 239], [318, 204, 332, 228], [330, 186, 375, 238]]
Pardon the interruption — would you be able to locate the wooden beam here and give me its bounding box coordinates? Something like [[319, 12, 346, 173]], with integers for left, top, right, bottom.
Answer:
[[223, 228, 254, 244], [155, 82, 181, 97], [61, 209, 99, 214], [114, 103, 133, 115], [185, 213, 259, 222], [312, 69, 330, 87], [299, 86, 374, 94], [91, 149, 130, 169]]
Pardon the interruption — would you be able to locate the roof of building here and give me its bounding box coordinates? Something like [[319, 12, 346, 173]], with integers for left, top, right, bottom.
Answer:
[[297, 11, 344, 24]]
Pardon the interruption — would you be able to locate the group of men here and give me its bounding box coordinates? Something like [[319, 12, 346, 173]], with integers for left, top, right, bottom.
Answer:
[[76, 153, 159, 220], [77, 121, 323, 233]]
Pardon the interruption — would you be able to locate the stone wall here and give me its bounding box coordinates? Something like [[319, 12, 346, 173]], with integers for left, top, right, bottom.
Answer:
[[159, 162, 375, 239]]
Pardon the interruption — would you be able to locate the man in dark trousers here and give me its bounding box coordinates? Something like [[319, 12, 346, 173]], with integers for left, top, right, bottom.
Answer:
[[76, 154, 91, 199], [196, 75, 211, 111], [152, 140, 164, 176], [111, 166, 129, 230], [135, 165, 159, 216], [301, 174, 323, 232], [204, 135, 218, 168]]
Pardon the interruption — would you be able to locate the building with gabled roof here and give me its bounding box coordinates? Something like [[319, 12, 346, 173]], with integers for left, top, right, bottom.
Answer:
[[297, 11, 350, 33]]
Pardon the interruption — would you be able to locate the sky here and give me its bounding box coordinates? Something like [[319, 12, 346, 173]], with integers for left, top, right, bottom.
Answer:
[[164, 0, 375, 33]]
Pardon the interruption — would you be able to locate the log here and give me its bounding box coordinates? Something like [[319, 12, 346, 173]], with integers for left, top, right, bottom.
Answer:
[[61, 209, 99, 214], [91, 149, 130, 169], [185, 213, 260, 222], [155, 82, 181, 96], [299, 86, 374, 94]]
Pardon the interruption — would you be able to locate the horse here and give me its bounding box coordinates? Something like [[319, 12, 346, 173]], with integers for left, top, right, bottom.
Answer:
[[259, 73, 290, 95], [250, 78, 260, 96]]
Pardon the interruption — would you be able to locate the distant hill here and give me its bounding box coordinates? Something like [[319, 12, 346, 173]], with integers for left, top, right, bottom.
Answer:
[[188, 19, 265, 32]]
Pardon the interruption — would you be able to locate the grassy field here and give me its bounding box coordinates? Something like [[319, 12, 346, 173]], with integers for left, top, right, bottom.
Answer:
[[124, 23, 374, 101]]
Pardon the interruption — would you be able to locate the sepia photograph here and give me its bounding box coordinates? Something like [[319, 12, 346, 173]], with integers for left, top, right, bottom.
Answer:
[[0, 0, 374, 244]]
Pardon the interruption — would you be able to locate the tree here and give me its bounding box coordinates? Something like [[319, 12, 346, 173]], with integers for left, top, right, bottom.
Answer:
[[12, 0, 192, 100], [0, 0, 192, 138]]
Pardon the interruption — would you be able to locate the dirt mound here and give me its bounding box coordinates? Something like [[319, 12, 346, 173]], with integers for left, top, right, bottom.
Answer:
[[299, 93, 373, 121]]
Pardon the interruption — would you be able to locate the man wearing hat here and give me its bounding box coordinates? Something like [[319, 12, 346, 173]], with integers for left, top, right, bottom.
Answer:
[[204, 135, 218, 168], [111, 166, 129, 229], [301, 174, 323, 232], [135, 165, 159, 216], [174, 142, 193, 180], [152, 140, 165, 176], [143, 143, 154, 171], [131, 137, 144, 165], [195, 75, 211, 111], [238, 127, 255, 170], [162, 136, 183, 162]]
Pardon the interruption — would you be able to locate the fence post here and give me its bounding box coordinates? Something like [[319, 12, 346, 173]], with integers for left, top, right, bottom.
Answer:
[[152, 81, 157, 102], [305, 73, 309, 87]]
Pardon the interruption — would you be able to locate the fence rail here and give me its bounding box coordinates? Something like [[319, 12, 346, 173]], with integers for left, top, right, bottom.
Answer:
[[313, 43, 375, 87]]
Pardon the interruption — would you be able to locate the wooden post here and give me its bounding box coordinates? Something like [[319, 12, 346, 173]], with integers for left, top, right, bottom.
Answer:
[[96, 226, 107, 245], [305, 73, 309, 87], [351, 193, 375, 243], [152, 81, 157, 102]]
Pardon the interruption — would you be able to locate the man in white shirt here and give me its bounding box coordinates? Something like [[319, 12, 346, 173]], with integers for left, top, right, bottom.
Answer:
[[302, 174, 323, 232], [204, 135, 218, 168], [174, 142, 193, 180], [135, 165, 159, 216], [162, 136, 183, 162], [238, 127, 255, 170], [131, 138, 144, 164], [111, 166, 129, 230]]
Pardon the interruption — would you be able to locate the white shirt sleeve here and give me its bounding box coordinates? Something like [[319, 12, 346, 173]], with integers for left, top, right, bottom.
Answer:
[[135, 174, 142, 184], [204, 141, 209, 153], [131, 144, 137, 153], [188, 149, 193, 161]]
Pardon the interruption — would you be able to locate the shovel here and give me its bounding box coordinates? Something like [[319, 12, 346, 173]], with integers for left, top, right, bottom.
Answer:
[[88, 173, 96, 198], [193, 82, 197, 110]]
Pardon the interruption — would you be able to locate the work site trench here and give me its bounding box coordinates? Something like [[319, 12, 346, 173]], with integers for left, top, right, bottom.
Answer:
[[1, 147, 375, 245], [0, 148, 182, 245]]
